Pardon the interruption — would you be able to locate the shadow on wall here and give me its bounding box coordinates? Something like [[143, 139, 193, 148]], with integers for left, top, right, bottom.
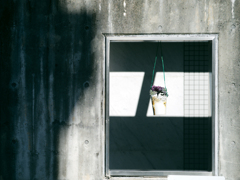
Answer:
[[0, 0, 96, 179]]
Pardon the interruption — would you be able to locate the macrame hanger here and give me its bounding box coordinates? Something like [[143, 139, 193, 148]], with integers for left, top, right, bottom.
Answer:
[[160, 42, 167, 89], [150, 41, 167, 90], [150, 41, 159, 88]]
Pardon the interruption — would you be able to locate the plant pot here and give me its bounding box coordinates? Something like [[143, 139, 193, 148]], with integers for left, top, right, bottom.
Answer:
[[151, 94, 167, 115]]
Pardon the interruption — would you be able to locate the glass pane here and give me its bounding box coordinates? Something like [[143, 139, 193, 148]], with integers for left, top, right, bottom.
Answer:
[[109, 42, 212, 171]]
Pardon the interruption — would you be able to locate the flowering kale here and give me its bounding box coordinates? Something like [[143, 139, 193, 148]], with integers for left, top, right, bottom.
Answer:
[[150, 85, 168, 96], [151, 85, 163, 92]]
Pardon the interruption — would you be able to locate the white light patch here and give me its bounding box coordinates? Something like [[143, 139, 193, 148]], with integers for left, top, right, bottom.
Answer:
[[184, 72, 211, 117], [168, 175, 225, 180], [110, 72, 144, 116], [58, 102, 81, 179], [59, 0, 92, 13], [232, 0, 236, 19], [65, 125, 79, 179], [99, 0, 101, 12], [123, 0, 126, 16], [147, 72, 184, 117]]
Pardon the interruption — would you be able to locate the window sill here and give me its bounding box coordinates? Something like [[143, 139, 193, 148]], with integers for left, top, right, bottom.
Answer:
[[108, 170, 212, 177]]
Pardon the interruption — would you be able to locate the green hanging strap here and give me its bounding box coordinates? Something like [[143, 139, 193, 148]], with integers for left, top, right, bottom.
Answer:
[[160, 42, 166, 89], [150, 42, 159, 88], [150, 42, 167, 90], [161, 56, 166, 88]]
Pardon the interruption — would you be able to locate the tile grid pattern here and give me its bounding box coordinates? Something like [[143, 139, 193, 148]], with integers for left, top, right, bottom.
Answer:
[[183, 42, 212, 171], [184, 42, 209, 117]]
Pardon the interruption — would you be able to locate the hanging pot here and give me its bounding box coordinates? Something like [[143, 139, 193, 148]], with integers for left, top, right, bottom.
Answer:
[[150, 86, 168, 115], [151, 93, 167, 115]]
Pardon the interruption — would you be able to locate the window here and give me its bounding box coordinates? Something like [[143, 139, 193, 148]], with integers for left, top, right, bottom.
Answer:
[[105, 35, 218, 177]]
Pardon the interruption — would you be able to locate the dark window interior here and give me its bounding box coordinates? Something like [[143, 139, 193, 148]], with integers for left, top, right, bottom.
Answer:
[[109, 42, 212, 171]]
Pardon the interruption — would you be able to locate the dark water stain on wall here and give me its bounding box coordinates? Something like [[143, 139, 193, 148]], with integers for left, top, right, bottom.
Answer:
[[0, 0, 96, 179], [0, 0, 17, 179]]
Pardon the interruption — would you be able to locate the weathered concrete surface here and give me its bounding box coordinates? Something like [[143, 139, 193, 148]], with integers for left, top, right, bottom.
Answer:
[[0, 0, 240, 180]]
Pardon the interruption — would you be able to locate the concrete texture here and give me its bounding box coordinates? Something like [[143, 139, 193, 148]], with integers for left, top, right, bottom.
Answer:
[[0, 0, 240, 180]]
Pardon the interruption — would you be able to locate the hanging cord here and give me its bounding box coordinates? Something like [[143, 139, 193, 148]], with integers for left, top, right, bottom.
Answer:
[[150, 42, 159, 88], [160, 42, 166, 89]]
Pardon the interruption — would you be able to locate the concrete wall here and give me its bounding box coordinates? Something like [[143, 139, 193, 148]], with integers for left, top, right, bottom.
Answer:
[[0, 0, 239, 180]]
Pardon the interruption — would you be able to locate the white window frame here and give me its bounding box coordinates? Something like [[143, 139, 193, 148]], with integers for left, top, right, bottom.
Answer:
[[104, 34, 218, 177]]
